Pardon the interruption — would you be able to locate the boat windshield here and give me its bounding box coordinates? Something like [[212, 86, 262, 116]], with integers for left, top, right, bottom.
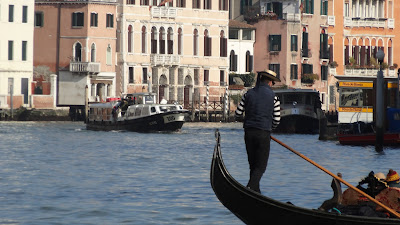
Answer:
[[340, 88, 373, 107], [283, 94, 304, 105], [159, 105, 179, 112]]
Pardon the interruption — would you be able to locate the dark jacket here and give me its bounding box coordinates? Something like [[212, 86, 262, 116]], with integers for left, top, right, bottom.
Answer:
[[235, 83, 280, 131]]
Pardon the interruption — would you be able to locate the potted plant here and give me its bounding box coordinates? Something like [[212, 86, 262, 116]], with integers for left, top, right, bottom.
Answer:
[[329, 61, 338, 68], [301, 73, 319, 84]]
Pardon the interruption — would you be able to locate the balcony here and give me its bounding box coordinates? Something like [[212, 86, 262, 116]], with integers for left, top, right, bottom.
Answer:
[[70, 61, 101, 74], [344, 17, 391, 28], [344, 68, 396, 77], [283, 13, 301, 22], [151, 7, 177, 18], [150, 54, 180, 66]]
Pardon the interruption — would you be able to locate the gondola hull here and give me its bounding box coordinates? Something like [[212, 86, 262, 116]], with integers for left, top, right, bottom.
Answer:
[[210, 131, 400, 225]]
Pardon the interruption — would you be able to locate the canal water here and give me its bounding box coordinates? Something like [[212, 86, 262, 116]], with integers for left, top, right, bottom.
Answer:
[[1, 121, 399, 224]]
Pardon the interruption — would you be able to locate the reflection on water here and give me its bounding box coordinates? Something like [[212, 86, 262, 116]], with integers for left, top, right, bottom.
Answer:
[[0, 121, 399, 224]]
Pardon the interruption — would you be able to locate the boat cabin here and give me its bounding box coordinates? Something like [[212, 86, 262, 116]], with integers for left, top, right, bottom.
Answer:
[[88, 92, 184, 123], [336, 76, 400, 128]]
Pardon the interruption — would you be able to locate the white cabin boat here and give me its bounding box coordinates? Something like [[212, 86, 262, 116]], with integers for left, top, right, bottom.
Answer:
[[86, 93, 188, 132]]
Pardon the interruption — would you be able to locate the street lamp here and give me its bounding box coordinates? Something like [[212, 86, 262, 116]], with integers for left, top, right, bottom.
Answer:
[[375, 49, 385, 152]]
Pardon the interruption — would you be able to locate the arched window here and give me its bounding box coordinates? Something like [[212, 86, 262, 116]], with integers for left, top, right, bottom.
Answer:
[[204, 29, 211, 56], [245, 51, 253, 72], [178, 28, 182, 55], [167, 27, 173, 54], [142, 26, 147, 53], [91, 43, 96, 62], [128, 25, 133, 53], [151, 27, 157, 54], [74, 42, 82, 62], [220, 30, 227, 57], [230, 50, 237, 72], [106, 45, 112, 65], [193, 29, 198, 56], [159, 27, 165, 54]]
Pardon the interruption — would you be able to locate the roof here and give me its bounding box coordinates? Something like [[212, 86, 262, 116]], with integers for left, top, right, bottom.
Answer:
[[229, 20, 256, 29]]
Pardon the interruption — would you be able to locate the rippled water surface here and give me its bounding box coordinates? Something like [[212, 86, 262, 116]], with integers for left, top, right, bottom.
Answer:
[[1, 121, 399, 224]]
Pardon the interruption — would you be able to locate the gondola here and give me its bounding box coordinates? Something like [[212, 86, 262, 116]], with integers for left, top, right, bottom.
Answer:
[[210, 130, 400, 225]]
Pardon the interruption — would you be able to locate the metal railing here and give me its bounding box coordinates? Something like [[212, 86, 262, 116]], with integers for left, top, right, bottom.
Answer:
[[70, 61, 101, 73], [150, 54, 180, 66]]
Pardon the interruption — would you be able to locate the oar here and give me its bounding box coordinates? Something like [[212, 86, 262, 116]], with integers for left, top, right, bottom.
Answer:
[[271, 135, 400, 219]]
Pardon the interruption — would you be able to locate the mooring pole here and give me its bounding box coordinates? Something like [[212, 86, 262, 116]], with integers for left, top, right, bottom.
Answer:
[[375, 50, 385, 152]]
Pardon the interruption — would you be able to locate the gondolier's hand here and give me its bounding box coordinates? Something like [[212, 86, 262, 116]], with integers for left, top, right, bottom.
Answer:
[[235, 115, 244, 122]]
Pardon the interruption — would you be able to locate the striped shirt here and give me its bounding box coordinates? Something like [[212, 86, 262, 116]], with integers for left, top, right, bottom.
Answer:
[[235, 84, 281, 131]]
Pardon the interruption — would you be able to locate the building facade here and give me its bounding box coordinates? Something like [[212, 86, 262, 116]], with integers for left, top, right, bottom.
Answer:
[[117, 0, 229, 106], [327, 0, 398, 111], [34, 0, 118, 111], [0, 0, 34, 109]]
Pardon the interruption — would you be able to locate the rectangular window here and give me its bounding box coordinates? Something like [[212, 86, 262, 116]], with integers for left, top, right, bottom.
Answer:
[[302, 0, 314, 14], [321, 65, 328, 80], [141, 0, 149, 5], [35, 12, 44, 27], [90, 13, 98, 27], [22, 41, 27, 61], [268, 64, 280, 80], [106, 14, 114, 28], [204, 70, 209, 84], [302, 63, 313, 74], [9, 5, 14, 22], [72, 12, 84, 27], [8, 41, 13, 60], [127, 0, 135, 4], [22, 6, 28, 23], [344, 3, 349, 17], [220, 70, 225, 86], [142, 68, 148, 83], [193, 0, 201, 8], [129, 67, 134, 83], [321, 0, 328, 15], [219, 0, 228, 10], [194, 69, 199, 85], [269, 35, 281, 51], [290, 64, 298, 80], [266, 2, 283, 18], [291, 35, 298, 51], [229, 29, 239, 39], [204, 0, 211, 9], [177, 0, 186, 7], [242, 29, 252, 40]]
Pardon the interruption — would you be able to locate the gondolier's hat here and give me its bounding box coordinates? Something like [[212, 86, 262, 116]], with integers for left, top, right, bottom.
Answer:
[[386, 169, 400, 182], [258, 70, 281, 82]]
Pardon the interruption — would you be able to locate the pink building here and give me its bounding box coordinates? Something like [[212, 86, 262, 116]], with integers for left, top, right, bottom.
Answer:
[[34, 0, 118, 116], [249, 0, 332, 110]]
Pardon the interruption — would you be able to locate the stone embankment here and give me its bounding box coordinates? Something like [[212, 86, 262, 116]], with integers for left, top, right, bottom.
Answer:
[[0, 108, 70, 121]]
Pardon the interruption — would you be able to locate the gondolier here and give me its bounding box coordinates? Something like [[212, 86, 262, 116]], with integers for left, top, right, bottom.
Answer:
[[235, 70, 281, 193]]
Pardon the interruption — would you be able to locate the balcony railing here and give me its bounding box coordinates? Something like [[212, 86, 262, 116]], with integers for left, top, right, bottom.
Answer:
[[151, 7, 177, 18], [150, 54, 180, 66], [283, 13, 301, 22], [344, 68, 396, 77], [70, 61, 101, 73], [344, 17, 392, 28]]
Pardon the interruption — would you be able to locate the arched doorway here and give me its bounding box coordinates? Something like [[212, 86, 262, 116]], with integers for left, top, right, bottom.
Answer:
[[159, 74, 168, 103], [74, 42, 82, 62], [184, 75, 193, 108]]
